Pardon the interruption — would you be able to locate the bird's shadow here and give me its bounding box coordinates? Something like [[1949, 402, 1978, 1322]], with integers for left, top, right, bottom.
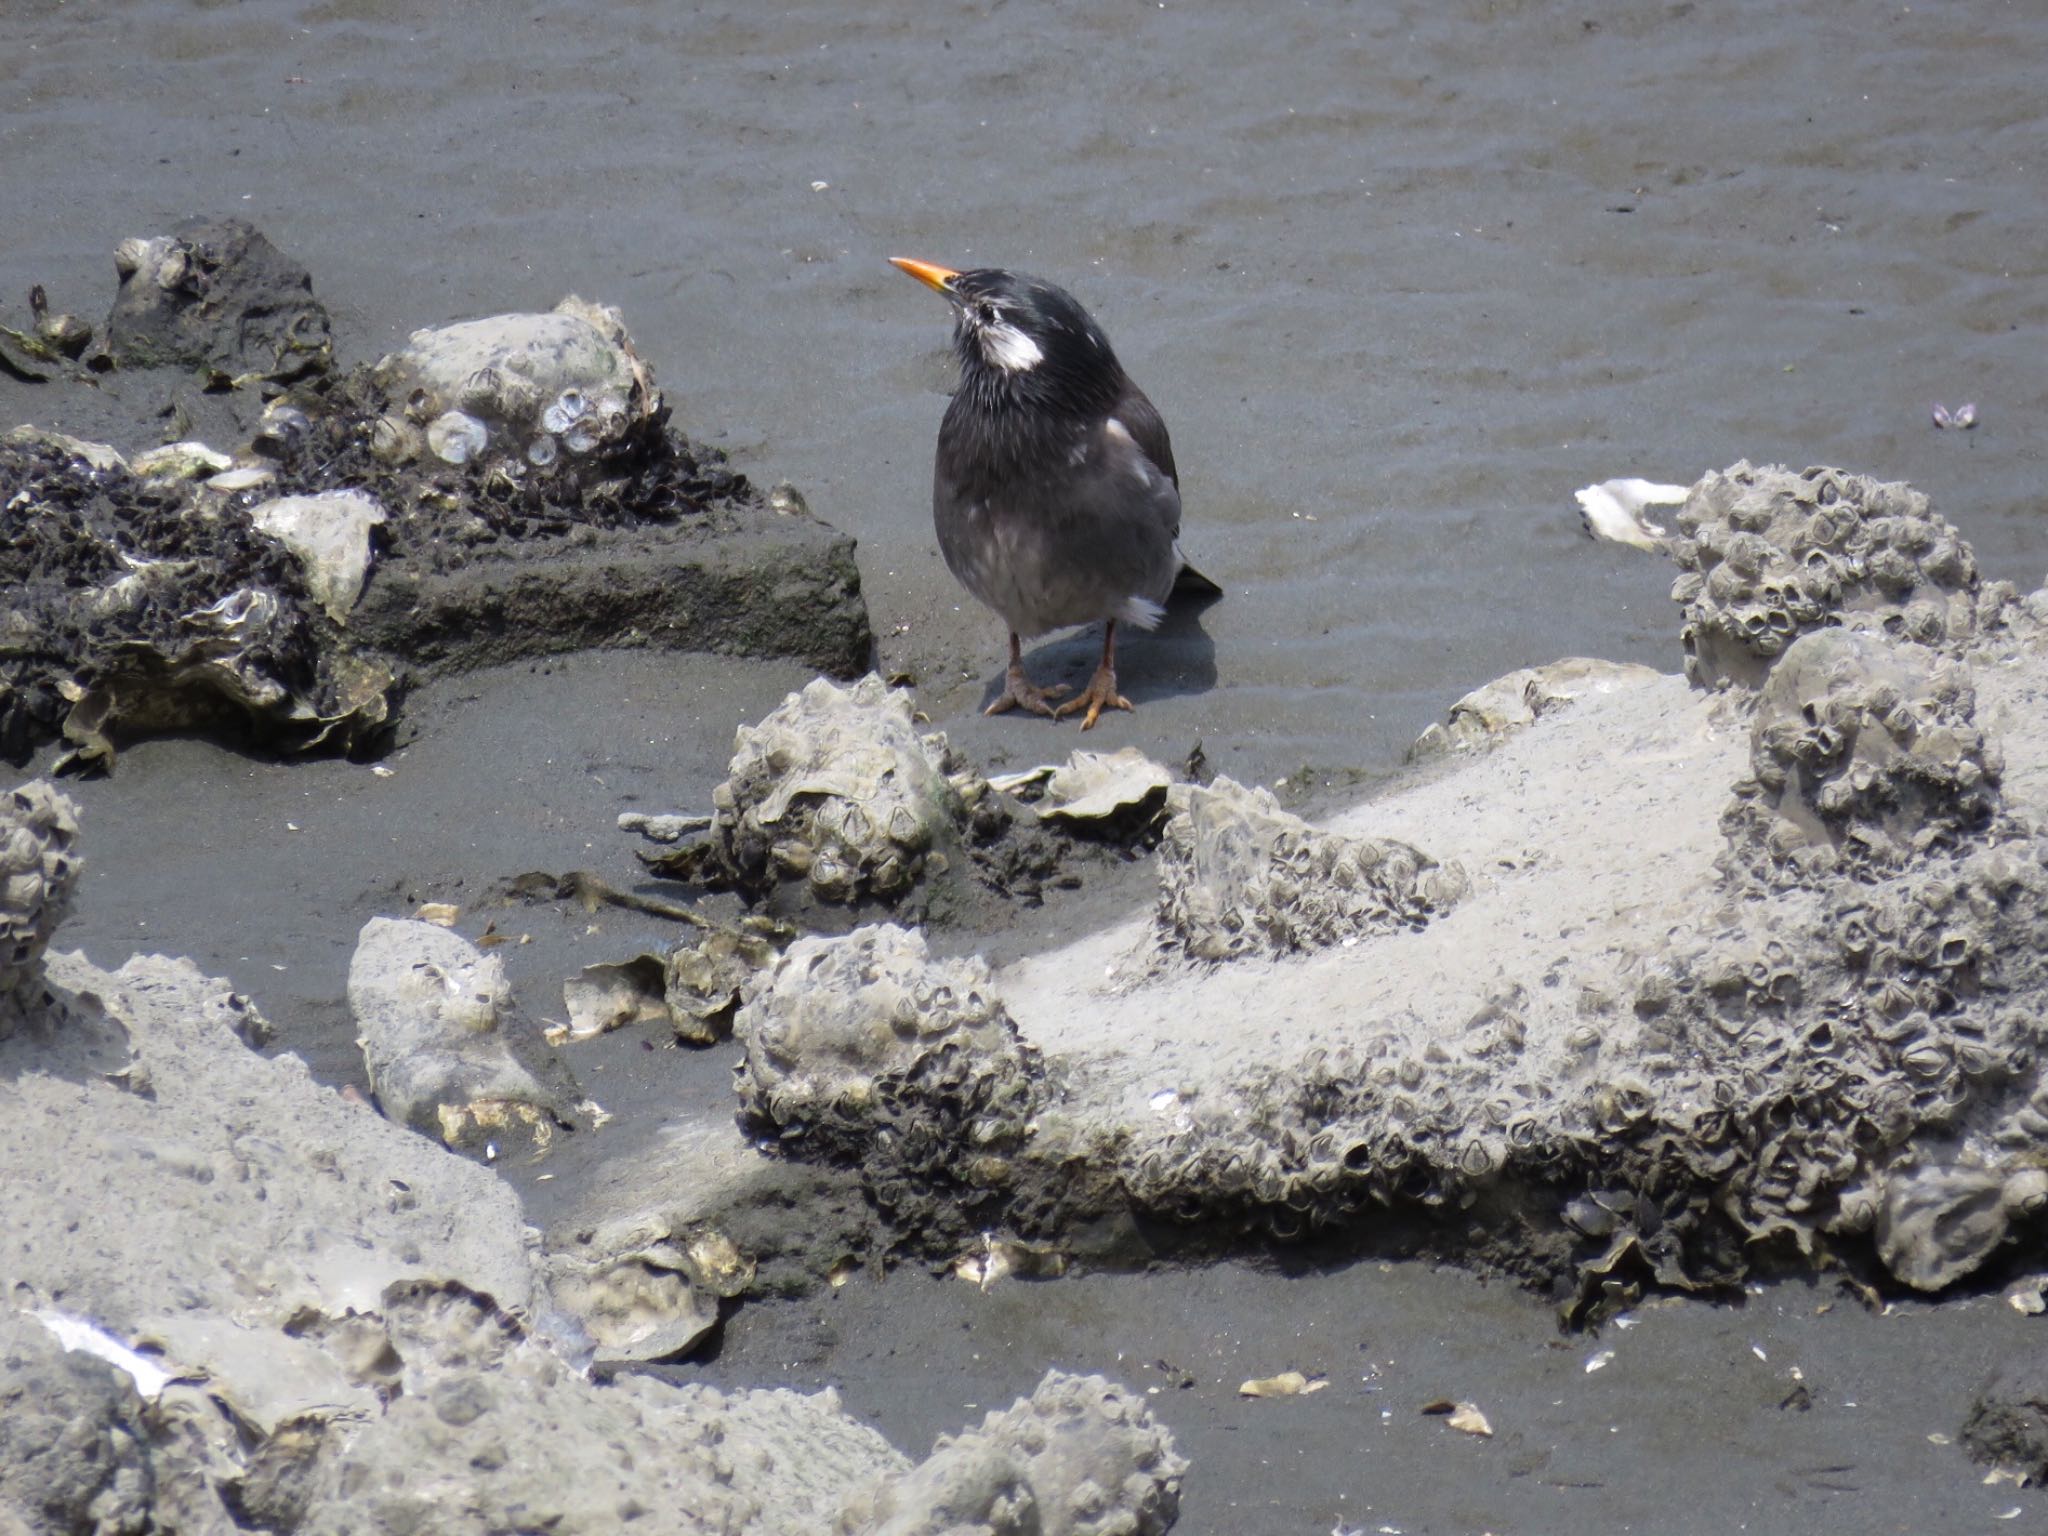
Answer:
[[997, 584, 1221, 711]]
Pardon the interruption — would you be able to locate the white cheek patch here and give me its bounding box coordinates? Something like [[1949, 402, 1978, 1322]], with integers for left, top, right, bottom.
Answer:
[[979, 319, 1044, 373]]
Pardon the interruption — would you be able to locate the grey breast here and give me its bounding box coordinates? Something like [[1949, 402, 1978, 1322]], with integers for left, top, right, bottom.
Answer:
[[935, 417, 1181, 639]]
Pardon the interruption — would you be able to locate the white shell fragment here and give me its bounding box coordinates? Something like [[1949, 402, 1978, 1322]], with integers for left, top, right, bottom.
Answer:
[[34, 1310, 175, 1399], [1445, 1402, 1493, 1437], [1574, 477, 1689, 551], [246, 488, 388, 623], [557, 955, 669, 1044], [1238, 1371, 1325, 1398], [3, 424, 128, 472]]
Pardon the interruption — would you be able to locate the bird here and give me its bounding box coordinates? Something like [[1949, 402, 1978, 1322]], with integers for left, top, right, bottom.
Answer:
[[890, 257, 1218, 729]]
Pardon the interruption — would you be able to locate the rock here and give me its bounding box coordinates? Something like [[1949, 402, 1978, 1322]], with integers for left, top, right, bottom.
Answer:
[[0, 438, 397, 770], [369, 296, 662, 468], [346, 916, 564, 1152], [0, 780, 79, 1029], [1666, 461, 2012, 691], [839, 1370, 1187, 1536], [1963, 1352, 2048, 1488], [0, 1313, 156, 1536], [246, 490, 387, 624], [700, 675, 969, 907], [296, 1290, 907, 1536], [105, 218, 333, 381], [1410, 657, 1665, 757], [1153, 775, 1468, 962]]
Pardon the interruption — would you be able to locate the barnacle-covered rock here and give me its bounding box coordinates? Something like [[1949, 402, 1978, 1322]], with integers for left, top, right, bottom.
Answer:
[[369, 296, 662, 469], [1153, 776, 1467, 962], [734, 923, 1036, 1158], [1668, 461, 2011, 690], [733, 924, 1041, 1248], [0, 780, 80, 1023], [1722, 628, 2002, 884], [105, 218, 333, 382], [347, 917, 565, 1153], [707, 675, 967, 906], [838, 1370, 1186, 1536]]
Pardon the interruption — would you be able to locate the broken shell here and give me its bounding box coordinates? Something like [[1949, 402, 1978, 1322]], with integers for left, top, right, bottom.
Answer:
[[526, 433, 558, 468], [369, 414, 424, 464], [426, 410, 489, 465], [201, 464, 277, 494], [131, 441, 234, 481], [35, 310, 92, 359], [252, 401, 312, 458], [541, 389, 588, 434], [1037, 746, 1175, 827], [1238, 1371, 1324, 1398]]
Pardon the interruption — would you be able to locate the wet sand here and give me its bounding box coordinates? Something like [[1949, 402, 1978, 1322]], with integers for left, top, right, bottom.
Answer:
[[6, 0, 2048, 1530]]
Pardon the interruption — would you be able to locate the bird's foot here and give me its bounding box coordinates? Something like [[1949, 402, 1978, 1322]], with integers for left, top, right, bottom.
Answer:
[[985, 667, 1068, 719], [1054, 665, 1132, 730]]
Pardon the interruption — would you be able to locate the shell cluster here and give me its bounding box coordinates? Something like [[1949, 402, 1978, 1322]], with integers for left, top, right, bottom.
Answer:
[[1667, 461, 2013, 690], [368, 296, 662, 472], [0, 780, 81, 1009], [1722, 627, 2002, 884], [733, 924, 1041, 1236], [708, 675, 965, 904], [1153, 776, 1468, 962]]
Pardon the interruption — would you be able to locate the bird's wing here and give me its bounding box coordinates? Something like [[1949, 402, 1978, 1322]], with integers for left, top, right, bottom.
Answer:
[[1113, 382, 1179, 489], [1111, 384, 1222, 598]]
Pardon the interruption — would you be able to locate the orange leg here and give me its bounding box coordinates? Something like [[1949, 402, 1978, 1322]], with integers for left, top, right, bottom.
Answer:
[[984, 631, 1068, 718], [1055, 620, 1134, 730]]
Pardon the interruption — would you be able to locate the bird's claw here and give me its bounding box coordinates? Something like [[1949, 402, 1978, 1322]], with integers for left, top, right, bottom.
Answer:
[[985, 669, 1068, 719], [1055, 667, 1132, 731]]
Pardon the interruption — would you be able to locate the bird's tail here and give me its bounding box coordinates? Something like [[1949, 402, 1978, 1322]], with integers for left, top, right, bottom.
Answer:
[[1172, 549, 1223, 598]]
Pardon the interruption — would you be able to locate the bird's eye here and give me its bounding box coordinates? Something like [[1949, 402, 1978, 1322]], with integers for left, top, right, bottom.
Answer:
[[975, 302, 999, 326]]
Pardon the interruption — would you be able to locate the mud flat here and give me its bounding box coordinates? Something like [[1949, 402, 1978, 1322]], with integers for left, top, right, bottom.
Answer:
[[8, 439, 2048, 1530]]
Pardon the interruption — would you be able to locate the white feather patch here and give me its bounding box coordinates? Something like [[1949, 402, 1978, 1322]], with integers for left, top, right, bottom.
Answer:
[[1117, 595, 1167, 631], [979, 320, 1044, 373]]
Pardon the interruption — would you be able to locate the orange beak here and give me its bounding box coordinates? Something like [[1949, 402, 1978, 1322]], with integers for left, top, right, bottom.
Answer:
[[889, 256, 962, 300]]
